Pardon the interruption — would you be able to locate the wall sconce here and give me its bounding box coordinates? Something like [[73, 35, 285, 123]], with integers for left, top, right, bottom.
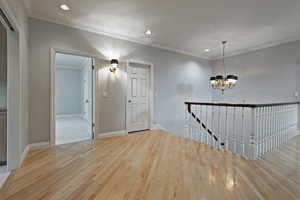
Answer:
[[110, 59, 119, 73]]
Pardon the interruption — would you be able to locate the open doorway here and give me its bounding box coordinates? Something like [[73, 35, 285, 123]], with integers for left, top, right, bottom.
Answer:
[[55, 52, 94, 145]]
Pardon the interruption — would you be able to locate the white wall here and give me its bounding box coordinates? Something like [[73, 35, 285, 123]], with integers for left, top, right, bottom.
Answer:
[[211, 41, 300, 104], [29, 18, 212, 143], [55, 67, 83, 115], [94, 60, 129, 134]]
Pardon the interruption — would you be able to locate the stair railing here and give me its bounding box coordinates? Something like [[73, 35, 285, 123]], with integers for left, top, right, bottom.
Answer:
[[184, 101, 299, 160]]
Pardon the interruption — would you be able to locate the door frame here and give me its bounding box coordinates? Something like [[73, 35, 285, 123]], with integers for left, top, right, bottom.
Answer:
[[50, 48, 97, 146], [0, 2, 23, 171], [125, 60, 154, 133]]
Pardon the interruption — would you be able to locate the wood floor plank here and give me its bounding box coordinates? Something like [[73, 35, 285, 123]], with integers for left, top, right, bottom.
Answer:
[[1, 130, 300, 200]]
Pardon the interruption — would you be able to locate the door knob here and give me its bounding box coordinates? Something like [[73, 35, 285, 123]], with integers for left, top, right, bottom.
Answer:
[[128, 100, 132, 103]]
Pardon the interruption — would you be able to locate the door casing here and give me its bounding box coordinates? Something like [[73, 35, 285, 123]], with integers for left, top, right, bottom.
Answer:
[[50, 48, 97, 146], [0, 3, 22, 171], [126, 60, 154, 133]]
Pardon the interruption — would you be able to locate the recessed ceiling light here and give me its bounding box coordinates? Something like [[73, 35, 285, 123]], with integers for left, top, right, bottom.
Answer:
[[60, 4, 70, 11], [204, 48, 211, 52], [145, 29, 152, 36]]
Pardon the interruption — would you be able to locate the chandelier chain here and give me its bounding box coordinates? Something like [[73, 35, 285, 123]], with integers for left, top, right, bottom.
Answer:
[[222, 40, 227, 76]]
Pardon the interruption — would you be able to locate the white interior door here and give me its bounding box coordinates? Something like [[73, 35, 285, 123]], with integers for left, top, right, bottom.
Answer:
[[127, 63, 150, 132], [83, 65, 92, 122]]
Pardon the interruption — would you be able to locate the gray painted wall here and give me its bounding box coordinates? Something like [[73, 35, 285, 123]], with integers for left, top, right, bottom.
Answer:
[[55, 67, 83, 115], [28, 17, 300, 144], [95, 60, 127, 134], [29, 18, 212, 143], [210, 41, 300, 104]]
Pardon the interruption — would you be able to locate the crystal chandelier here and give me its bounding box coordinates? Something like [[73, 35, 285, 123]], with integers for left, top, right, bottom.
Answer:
[[210, 41, 238, 92]]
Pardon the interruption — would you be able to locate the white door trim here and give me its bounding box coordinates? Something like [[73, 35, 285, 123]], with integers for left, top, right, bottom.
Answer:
[[50, 48, 98, 146], [0, 1, 23, 171], [125, 60, 154, 133]]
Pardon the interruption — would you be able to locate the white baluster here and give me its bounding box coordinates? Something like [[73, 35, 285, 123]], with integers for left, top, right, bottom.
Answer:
[[241, 107, 245, 157], [204, 105, 208, 145], [284, 105, 286, 144], [266, 106, 269, 152], [282, 105, 285, 145], [285, 105, 288, 143], [262, 107, 265, 154], [257, 107, 262, 157], [187, 104, 191, 139], [195, 105, 198, 141], [217, 106, 221, 150], [264, 107, 267, 154], [232, 107, 236, 154], [280, 105, 286, 144], [280, 105, 283, 146], [255, 108, 259, 159], [260, 107, 264, 157], [250, 108, 256, 159], [277, 105, 280, 147], [283, 106, 288, 143], [275, 106, 279, 149], [225, 107, 228, 152], [211, 106, 214, 148], [190, 105, 193, 140], [200, 105, 203, 142], [269, 106, 272, 151], [271, 106, 274, 150]]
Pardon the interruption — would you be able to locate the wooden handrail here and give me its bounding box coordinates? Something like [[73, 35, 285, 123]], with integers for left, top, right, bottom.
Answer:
[[184, 101, 300, 108]]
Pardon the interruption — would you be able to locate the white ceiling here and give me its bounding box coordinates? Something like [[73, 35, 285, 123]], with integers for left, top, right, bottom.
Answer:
[[28, 0, 300, 59], [55, 53, 89, 68]]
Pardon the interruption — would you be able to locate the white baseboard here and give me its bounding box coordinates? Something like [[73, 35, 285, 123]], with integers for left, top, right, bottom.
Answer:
[[151, 123, 167, 131], [28, 142, 50, 150], [287, 126, 299, 139], [20, 145, 30, 166], [0, 171, 10, 188], [289, 129, 300, 139], [97, 130, 127, 139]]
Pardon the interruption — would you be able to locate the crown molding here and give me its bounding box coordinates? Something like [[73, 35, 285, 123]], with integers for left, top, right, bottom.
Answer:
[[209, 37, 300, 61], [29, 15, 210, 60], [29, 15, 300, 62]]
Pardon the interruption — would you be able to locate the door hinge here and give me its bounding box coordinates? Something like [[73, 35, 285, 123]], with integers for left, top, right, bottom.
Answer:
[[92, 123, 95, 127], [92, 65, 95, 70]]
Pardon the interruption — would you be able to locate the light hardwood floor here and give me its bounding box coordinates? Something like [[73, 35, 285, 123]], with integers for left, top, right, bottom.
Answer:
[[1, 130, 300, 200]]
